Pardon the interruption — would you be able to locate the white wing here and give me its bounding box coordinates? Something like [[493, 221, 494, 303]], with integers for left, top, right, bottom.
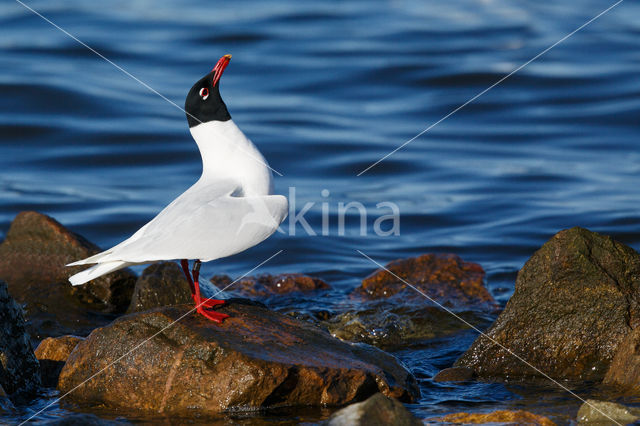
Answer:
[[70, 179, 287, 264]]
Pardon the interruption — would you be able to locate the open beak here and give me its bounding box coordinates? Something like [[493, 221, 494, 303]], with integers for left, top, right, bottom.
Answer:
[[211, 54, 232, 87]]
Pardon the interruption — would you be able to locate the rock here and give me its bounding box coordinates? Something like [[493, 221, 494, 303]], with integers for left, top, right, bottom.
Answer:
[[456, 227, 640, 380], [0, 384, 15, 413], [35, 335, 84, 387], [0, 280, 40, 398], [432, 367, 474, 382], [325, 304, 493, 349], [430, 410, 556, 425], [326, 254, 494, 349], [353, 253, 492, 308], [211, 273, 330, 298], [325, 393, 422, 426], [577, 399, 640, 425], [127, 262, 192, 313], [58, 301, 419, 415], [603, 328, 640, 392], [0, 211, 137, 340]]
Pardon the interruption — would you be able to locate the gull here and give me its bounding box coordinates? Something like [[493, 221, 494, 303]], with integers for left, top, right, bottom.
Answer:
[[67, 54, 288, 322]]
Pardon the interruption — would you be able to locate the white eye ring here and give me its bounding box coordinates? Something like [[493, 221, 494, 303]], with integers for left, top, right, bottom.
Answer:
[[199, 87, 209, 100]]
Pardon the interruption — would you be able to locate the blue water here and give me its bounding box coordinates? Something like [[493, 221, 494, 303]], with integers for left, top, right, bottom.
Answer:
[[2, 0, 640, 423]]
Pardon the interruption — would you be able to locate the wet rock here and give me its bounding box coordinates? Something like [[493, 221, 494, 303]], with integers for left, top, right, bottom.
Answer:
[[35, 335, 84, 387], [603, 327, 640, 392], [326, 254, 494, 348], [430, 410, 556, 425], [0, 384, 15, 413], [325, 393, 422, 426], [577, 399, 640, 425], [353, 253, 492, 308], [0, 280, 41, 398], [456, 227, 640, 380], [432, 366, 474, 382], [211, 273, 330, 298], [0, 211, 137, 340], [127, 262, 192, 313], [59, 300, 419, 415], [325, 304, 492, 349]]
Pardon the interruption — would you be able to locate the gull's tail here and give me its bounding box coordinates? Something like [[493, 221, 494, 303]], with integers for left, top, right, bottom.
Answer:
[[66, 250, 113, 266], [68, 261, 133, 286]]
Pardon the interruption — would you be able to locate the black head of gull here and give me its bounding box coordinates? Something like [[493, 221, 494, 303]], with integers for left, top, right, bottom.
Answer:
[[185, 54, 232, 128]]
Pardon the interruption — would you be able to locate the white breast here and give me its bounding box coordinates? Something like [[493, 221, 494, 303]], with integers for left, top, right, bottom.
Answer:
[[189, 120, 274, 196]]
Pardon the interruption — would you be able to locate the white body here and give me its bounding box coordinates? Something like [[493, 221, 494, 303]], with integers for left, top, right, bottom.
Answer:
[[68, 120, 288, 285]]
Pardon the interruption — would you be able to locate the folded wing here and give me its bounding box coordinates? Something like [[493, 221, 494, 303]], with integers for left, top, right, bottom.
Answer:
[[69, 179, 288, 265]]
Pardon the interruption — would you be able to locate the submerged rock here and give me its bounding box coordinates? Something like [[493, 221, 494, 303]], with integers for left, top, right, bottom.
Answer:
[[576, 399, 640, 425], [127, 262, 191, 313], [432, 367, 474, 383], [456, 227, 640, 380], [58, 300, 419, 415], [35, 335, 84, 387], [211, 273, 331, 298], [0, 211, 136, 340], [325, 393, 422, 426], [325, 304, 492, 349], [327, 254, 494, 348], [430, 409, 555, 425], [0, 280, 41, 398]]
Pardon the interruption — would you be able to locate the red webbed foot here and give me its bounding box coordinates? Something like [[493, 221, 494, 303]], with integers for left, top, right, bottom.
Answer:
[[182, 259, 230, 323], [192, 296, 226, 309], [196, 306, 230, 323]]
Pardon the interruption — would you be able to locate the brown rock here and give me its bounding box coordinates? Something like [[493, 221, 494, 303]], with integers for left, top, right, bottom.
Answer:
[[212, 273, 330, 298], [430, 410, 555, 425], [34, 335, 84, 387], [354, 253, 493, 308], [58, 301, 419, 415], [127, 262, 192, 313], [432, 367, 474, 382], [456, 227, 640, 381], [0, 280, 40, 398], [0, 211, 137, 340], [603, 327, 640, 391], [326, 393, 422, 426]]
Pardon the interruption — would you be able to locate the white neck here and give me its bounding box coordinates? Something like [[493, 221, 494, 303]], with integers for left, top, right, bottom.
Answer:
[[189, 120, 273, 196]]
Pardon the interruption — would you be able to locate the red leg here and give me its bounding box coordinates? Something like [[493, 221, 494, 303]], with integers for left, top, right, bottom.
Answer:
[[180, 259, 196, 294], [190, 260, 226, 308], [181, 259, 222, 308], [192, 260, 229, 323]]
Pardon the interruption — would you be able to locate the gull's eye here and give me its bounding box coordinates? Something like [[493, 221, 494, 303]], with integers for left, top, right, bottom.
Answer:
[[199, 87, 209, 100]]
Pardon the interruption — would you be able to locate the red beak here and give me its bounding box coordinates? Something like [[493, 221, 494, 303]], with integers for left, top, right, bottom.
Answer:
[[211, 54, 232, 87]]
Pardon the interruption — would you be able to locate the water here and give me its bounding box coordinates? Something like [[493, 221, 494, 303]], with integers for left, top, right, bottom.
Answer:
[[2, 0, 639, 423]]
